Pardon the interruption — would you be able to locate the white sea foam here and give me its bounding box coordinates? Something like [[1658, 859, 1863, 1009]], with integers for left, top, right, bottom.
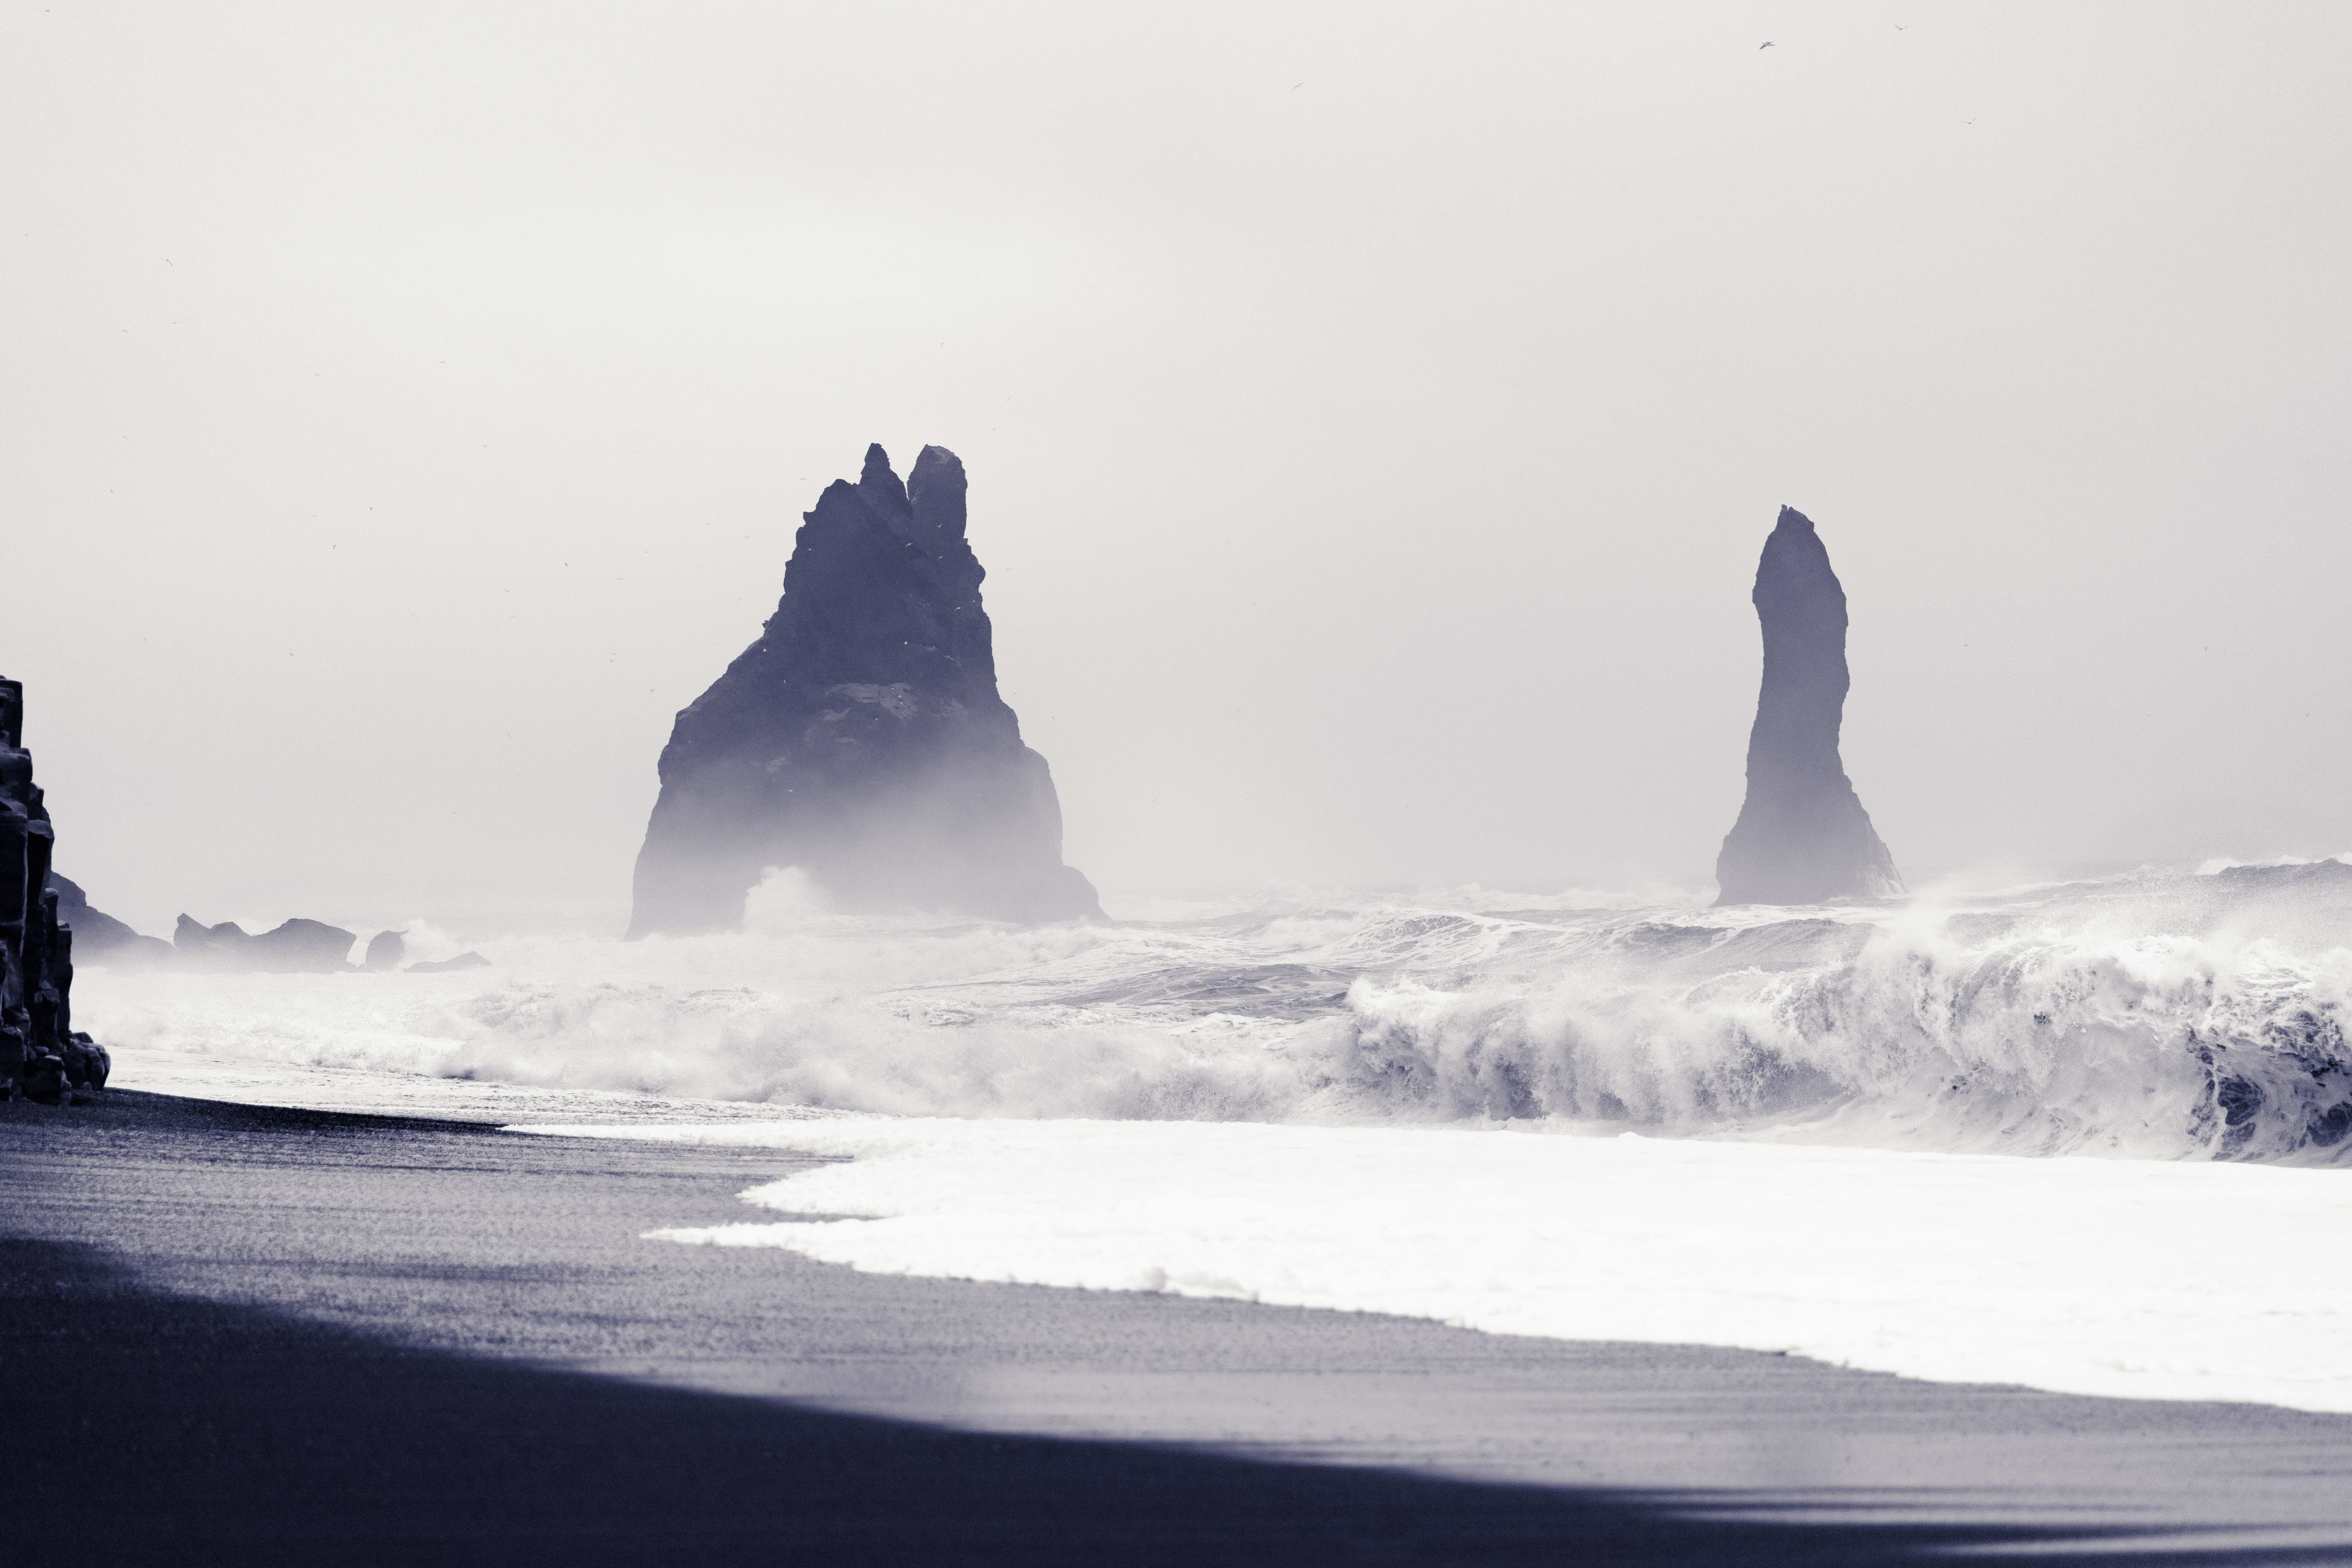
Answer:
[[83, 860, 2352, 1161], [86, 861, 2352, 1411], [518, 1112, 2352, 1411]]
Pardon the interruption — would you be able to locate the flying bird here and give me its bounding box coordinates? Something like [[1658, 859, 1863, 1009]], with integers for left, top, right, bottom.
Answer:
[[1760, 40, 1774, 48]]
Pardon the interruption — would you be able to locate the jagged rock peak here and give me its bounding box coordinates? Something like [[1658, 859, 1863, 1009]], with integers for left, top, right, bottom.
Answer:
[[907, 445, 968, 543], [1714, 505, 1904, 907], [628, 442, 1101, 937], [858, 442, 910, 512]]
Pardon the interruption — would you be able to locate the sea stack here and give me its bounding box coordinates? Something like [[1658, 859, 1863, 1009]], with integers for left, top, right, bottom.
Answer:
[[629, 443, 1101, 935], [1714, 507, 1904, 906], [0, 678, 110, 1100]]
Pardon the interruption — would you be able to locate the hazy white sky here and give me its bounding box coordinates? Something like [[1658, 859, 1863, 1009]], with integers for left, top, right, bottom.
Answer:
[[6, 2, 2348, 935]]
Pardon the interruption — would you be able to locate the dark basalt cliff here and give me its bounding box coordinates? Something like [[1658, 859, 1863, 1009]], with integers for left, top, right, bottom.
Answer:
[[1715, 507, 1904, 907], [1, 679, 110, 1101], [629, 443, 1101, 936]]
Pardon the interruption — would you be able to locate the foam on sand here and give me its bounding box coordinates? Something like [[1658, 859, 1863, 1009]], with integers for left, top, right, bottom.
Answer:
[[521, 1114, 2352, 1414]]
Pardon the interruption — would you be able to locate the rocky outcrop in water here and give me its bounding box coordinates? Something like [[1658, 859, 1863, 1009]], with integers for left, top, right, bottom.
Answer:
[[1715, 507, 1904, 906], [408, 951, 489, 974], [173, 915, 360, 973], [1, 679, 110, 1101], [364, 930, 407, 971], [629, 443, 1101, 936]]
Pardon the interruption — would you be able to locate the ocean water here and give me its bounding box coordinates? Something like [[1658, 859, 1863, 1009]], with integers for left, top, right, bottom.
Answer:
[[86, 858, 2352, 1161], [89, 856, 2352, 1409]]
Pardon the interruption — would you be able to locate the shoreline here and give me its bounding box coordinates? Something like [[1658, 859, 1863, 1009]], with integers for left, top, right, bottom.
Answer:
[[10, 1089, 2352, 1562]]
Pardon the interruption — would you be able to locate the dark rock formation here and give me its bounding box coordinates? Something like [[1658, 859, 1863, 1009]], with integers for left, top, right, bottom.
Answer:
[[174, 915, 359, 974], [0, 678, 110, 1099], [364, 930, 407, 971], [407, 951, 489, 974], [47, 872, 172, 965], [245, 918, 359, 974], [2216, 859, 2352, 890], [1715, 507, 1904, 906], [630, 443, 1101, 936]]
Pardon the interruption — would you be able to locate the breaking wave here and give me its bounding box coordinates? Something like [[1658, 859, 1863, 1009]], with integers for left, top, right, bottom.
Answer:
[[77, 859, 2352, 1162]]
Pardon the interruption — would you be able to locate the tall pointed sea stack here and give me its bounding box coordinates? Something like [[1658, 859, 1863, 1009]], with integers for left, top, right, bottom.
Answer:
[[1715, 507, 1904, 906], [629, 444, 1101, 936]]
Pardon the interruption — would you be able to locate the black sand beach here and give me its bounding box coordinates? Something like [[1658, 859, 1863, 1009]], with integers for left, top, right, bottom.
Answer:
[[7, 1091, 2352, 1565]]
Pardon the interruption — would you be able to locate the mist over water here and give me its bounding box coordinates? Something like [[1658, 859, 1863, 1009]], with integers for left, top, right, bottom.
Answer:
[[81, 858, 2352, 1164], [13, 7, 2351, 1455], [13, 6, 2352, 927]]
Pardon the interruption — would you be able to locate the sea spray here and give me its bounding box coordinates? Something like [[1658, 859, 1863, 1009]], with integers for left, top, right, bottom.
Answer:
[[80, 861, 2352, 1161], [1325, 907, 2352, 1159]]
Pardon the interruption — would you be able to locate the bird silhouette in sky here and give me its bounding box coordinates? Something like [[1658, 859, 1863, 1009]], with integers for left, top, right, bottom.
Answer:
[[1760, 40, 1774, 48]]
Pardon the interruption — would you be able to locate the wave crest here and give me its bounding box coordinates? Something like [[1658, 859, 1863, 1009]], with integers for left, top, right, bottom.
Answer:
[[83, 863, 2352, 1161], [1327, 899, 2352, 1160]]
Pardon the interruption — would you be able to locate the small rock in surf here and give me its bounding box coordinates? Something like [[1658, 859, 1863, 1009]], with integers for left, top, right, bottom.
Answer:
[[407, 951, 490, 974]]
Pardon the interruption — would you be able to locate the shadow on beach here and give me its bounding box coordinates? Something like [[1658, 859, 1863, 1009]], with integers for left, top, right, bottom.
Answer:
[[0, 1233, 2312, 1567]]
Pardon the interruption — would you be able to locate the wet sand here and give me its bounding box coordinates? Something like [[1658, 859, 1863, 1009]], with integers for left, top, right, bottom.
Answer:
[[6, 1090, 2351, 1564]]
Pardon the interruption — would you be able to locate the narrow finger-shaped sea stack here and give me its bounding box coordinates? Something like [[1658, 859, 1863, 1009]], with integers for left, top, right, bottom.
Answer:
[[1714, 507, 1904, 906], [628, 444, 1101, 936]]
